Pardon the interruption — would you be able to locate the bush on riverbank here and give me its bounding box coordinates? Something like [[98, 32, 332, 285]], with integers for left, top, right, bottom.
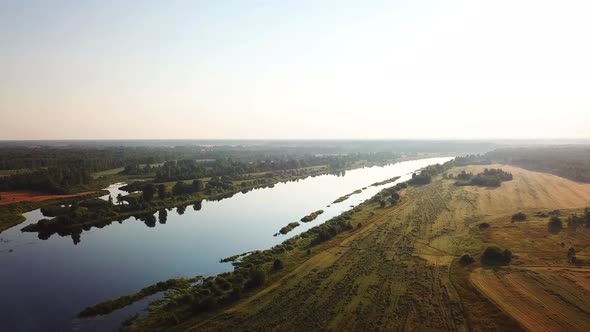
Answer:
[[301, 210, 324, 222]]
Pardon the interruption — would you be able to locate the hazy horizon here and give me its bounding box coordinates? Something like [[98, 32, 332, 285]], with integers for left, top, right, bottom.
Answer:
[[2, 0, 589, 140]]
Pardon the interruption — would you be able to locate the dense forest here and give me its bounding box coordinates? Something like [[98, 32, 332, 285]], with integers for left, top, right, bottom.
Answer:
[[0, 166, 93, 194], [486, 146, 590, 182]]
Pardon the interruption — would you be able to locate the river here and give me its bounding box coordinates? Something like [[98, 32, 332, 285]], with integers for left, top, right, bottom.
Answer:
[[0, 157, 451, 331]]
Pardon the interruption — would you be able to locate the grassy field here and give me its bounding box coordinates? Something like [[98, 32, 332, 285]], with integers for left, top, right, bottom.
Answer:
[[175, 164, 590, 331], [91, 167, 125, 178]]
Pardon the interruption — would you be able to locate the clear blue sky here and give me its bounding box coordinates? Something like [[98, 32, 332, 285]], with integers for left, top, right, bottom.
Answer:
[[1, 0, 589, 139]]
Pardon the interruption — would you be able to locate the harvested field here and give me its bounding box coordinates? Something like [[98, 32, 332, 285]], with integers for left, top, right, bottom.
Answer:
[[471, 267, 590, 331], [176, 165, 590, 332]]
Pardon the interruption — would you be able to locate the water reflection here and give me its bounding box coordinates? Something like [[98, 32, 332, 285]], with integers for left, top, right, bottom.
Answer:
[[158, 209, 167, 224]]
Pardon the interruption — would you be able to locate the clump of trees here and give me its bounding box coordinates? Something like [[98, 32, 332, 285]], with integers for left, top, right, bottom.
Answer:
[[408, 172, 431, 185], [481, 246, 512, 266], [566, 208, 590, 229], [455, 168, 513, 187]]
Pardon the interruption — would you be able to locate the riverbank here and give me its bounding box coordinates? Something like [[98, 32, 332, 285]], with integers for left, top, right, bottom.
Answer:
[[0, 157, 453, 332], [0, 191, 107, 234], [88, 161, 453, 331], [19, 158, 413, 237]]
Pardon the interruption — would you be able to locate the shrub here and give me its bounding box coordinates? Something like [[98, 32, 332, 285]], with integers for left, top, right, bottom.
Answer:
[[567, 247, 577, 264], [459, 254, 475, 266], [481, 246, 512, 266], [548, 216, 563, 233], [273, 259, 284, 271], [245, 269, 266, 289], [511, 212, 527, 222], [479, 222, 490, 230]]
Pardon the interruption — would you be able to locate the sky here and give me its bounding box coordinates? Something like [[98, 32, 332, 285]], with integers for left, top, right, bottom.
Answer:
[[1, 0, 589, 140]]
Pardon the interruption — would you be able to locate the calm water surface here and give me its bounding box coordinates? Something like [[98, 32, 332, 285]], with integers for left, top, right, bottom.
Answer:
[[0, 157, 451, 331]]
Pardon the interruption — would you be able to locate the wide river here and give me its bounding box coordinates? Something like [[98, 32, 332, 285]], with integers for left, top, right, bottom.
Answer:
[[0, 157, 451, 331]]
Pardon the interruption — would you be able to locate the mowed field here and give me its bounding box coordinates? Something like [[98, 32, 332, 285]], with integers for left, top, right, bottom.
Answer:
[[471, 267, 590, 331], [0, 191, 97, 206], [179, 165, 590, 332]]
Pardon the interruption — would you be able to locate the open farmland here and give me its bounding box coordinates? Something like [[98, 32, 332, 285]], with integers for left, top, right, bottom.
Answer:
[[179, 164, 590, 332]]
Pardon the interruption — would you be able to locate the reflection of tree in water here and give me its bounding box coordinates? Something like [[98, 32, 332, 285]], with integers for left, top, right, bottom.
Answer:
[[330, 170, 346, 177], [193, 200, 202, 211], [143, 214, 157, 228], [177, 205, 187, 215], [158, 209, 167, 224], [72, 232, 81, 245]]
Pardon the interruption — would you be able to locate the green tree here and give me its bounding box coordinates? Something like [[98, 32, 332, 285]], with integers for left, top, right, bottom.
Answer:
[[158, 184, 166, 199], [273, 259, 284, 271], [192, 179, 204, 192], [548, 216, 563, 233], [142, 184, 156, 202]]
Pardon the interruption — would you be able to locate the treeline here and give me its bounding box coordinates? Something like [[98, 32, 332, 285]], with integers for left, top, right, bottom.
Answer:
[[154, 153, 397, 182], [403, 154, 492, 186], [0, 146, 177, 172], [486, 146, 590, 183], [0, 166, 93, 194]]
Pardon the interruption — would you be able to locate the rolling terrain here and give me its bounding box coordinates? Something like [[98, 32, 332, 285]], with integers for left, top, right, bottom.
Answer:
[[179, 165, 590, 331]]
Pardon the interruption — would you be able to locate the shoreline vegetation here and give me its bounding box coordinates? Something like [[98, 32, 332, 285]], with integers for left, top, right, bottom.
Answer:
[[78, 277, 200, 318], [300, 210, 324, 222], [332, 190, 362, 204], [81, 157, 464, 330], [18, 158, 409, 239], [17, 161, 380, 238], [275, 222, 300, 236], [4, 143, 450, 235], [0, 191, 107, 233], [370, 176, 401, 187]]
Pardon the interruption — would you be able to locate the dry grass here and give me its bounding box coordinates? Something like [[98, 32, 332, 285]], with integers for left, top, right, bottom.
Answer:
[[177, 165, 590, 332], [471, 266, 590, 331]]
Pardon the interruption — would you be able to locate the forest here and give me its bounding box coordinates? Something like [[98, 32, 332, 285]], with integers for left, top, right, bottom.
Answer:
[[486, 146, 590, 182]]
